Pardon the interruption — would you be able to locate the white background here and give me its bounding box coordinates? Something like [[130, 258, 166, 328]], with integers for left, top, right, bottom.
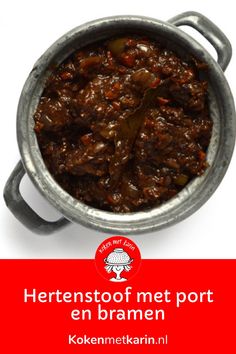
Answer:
[[0, 0, 235, 259]]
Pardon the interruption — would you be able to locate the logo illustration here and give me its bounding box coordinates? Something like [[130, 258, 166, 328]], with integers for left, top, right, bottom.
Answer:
[[104, 248, 133, 282], [95, 236, 141, 282]]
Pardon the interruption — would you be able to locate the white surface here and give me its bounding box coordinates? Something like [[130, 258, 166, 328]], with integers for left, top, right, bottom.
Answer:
[[0, 0, 235, 259]]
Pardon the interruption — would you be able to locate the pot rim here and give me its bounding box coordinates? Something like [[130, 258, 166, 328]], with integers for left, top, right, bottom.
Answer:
[[17, 15, 236, 234]]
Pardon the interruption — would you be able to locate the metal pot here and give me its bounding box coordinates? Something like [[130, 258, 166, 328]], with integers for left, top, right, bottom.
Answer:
[[4, 11, 236, 235]]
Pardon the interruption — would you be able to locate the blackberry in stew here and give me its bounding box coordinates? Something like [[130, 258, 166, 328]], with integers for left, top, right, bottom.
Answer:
[[34, 36, 212, 212]]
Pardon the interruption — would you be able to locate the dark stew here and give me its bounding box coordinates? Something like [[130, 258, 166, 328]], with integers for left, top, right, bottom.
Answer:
[[34, 35, 212, 212]]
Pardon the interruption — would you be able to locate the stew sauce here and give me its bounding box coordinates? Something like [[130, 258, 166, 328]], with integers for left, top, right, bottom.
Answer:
[[34, 36, 212, 212]]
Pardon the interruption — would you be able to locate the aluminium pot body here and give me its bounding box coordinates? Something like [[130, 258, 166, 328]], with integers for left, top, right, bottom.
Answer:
[[4, 11, 236, 235]]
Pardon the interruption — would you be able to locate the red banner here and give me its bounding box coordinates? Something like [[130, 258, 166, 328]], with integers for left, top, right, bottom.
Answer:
[[1, 259, 235, 353]]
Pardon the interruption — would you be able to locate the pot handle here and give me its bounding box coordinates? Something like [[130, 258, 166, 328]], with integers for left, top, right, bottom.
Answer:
[[3, 161, 70, 235], [168, 11, 232, 71]]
